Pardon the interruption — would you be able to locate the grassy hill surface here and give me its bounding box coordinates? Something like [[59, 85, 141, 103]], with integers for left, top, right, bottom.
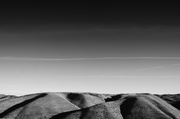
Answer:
[[0, 92, 180, 119]]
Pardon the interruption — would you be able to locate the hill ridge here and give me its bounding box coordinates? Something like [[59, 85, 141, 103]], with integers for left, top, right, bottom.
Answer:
[[0, 92, 180, 119]]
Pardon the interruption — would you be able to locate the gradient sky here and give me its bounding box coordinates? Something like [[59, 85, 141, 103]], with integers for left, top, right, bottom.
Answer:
[[1, 1, 180, 95]]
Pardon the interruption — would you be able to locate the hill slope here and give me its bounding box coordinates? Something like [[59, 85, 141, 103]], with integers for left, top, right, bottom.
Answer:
[[0, 92, 180, 119]]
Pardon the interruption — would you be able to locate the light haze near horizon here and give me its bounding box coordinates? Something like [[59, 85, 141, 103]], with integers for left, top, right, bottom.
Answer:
[[1, 56, 180, 96]]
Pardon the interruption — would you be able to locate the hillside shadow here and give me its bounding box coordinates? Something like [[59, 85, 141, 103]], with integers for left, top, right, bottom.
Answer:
[[66, 93, 86, 108], [120, 97, 137, 118], [50, 105, 91, 119], [0, 93, 47, 118], [50, 109, 81, 119], [105, 94, 122, 102]]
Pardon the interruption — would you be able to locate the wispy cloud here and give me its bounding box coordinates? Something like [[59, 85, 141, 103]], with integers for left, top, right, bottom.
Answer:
[[55, 75, 180, 78], [98, 62, 180, 78], [117, 63, 180, 74], [1, 56, 180, 61], [1, 56, 180, 78], [57, 75, 140, 78]]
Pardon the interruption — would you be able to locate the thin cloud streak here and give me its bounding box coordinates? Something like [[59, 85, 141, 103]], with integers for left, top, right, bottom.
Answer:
[[103, 63, 180, 77], [1, 56, 180, 61], [118, 63, 180, 74], [1, 56, 180, 78], [57, 75, 141, 78], [55, 75, 180, 78]]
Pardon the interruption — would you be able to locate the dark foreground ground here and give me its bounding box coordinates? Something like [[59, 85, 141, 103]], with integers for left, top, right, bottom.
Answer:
[[0, 92, 180, 119]]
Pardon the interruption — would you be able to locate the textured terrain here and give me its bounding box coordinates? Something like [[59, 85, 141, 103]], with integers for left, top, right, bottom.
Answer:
[[0, 92, 180, 119]]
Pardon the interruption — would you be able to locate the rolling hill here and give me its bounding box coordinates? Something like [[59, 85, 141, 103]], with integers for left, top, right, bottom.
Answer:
[[0, 92, 180, 119]]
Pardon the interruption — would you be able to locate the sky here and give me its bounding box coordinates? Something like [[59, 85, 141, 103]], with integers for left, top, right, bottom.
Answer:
[[0, 1, 180, 95]]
